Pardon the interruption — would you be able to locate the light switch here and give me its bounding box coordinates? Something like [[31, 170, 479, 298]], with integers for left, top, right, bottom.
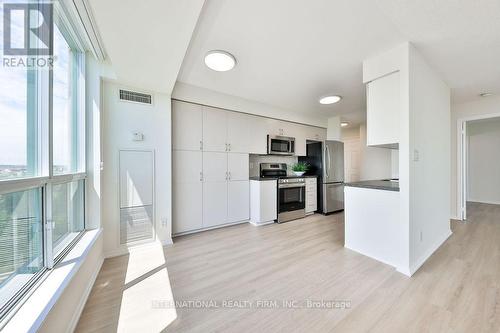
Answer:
[[413, 149, 420, 161], [133, 132, 144, 141]]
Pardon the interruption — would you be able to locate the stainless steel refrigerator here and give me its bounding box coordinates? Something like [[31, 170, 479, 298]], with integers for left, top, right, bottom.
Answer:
[[299, 140, 344, 214]]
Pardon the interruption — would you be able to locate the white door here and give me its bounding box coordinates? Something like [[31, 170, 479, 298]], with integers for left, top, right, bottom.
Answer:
[[172, 150, 203, 234], [227, 181, 250, 223], [203, 106, 227, 152], [227, 112, 250, 153], [203, 152, 228, 182], [227, 153, 249, 181], [343, 138, 361, 182], [203, 181, 228, 227], [172, 100, 203, 151]]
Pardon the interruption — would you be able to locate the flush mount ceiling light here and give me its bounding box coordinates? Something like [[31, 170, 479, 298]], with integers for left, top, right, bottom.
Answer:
[[319, 95, 342, 105], [204, 50, 236, 72], [340, 122, 349, 128], [479, 92, 494, 97]]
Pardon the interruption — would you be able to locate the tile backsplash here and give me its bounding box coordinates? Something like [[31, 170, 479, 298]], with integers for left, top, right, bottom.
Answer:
[[249, 154, 298, 177]]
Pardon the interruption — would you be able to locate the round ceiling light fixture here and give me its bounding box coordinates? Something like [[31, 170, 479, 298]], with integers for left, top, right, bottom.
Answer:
[[340, 122, 349, 128], [319, 95, 342, 105], [204, 50, 236, 72], [479, 92, 494, 97]]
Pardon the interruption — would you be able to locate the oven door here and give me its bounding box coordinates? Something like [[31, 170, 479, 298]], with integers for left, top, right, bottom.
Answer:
[[278, 184, 306, 213], [268, 136, 295, 155]]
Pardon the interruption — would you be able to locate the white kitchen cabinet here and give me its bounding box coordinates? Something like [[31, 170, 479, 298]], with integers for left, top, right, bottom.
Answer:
[[291, 124, 307, 156], [203, 181, 228, 228], [227, 112, 251, 153], [173, 182, 203, 234], [305, 177, 317, 214], [227, 181, 250, 223], [247, 115, 268, 154], [203, 106, 228, 152], [172, 100, 203, 151], [250, 180, 277, 225], [227, 153, 249, 181], [306, 126, 326, 142], [172, 150, 203, 234], [366, 71, 400, 147], [203, 152, 227, 182]]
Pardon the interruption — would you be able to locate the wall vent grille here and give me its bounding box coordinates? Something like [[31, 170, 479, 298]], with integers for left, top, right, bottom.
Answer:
[[119, 89, 152, 105]]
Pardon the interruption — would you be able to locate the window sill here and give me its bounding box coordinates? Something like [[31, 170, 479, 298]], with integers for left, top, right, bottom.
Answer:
[[1, 229, 102, 333]]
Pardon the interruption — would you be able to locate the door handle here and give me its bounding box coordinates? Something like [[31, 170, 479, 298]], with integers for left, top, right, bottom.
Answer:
[[325, 146, 330, 178]]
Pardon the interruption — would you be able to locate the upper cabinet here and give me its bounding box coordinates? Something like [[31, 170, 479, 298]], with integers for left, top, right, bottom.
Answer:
[[365, 71, 400, 148], [172, 100, 203, 151], [203, 106, 228, 152], [172, 101, 326, 155]]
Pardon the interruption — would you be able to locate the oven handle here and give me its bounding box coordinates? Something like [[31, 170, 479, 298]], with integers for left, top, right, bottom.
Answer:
[[278, 183, 306, 189]]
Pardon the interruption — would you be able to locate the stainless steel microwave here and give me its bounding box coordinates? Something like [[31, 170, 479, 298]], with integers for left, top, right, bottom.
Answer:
[[267, 135, 295, 155]]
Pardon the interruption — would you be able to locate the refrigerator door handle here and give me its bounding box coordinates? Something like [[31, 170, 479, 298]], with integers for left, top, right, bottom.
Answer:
[[325, 145, 331, 179]]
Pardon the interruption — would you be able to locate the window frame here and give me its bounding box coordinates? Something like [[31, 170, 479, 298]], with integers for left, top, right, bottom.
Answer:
[[0, 1, 88, 324]]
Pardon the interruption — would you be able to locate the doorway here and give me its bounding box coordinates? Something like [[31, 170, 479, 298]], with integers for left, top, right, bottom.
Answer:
[[458, 114, 500, 220]]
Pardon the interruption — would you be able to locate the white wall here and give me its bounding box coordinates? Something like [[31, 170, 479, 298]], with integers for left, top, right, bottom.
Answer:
[[409, 45, 451, 272], [451, 95, 500, 218], [101, 80, 172, 257], [173, 82, 327, 127], [327, 116, 341, 140], [358, 124, 392, 181], [467, 118, 500, 204]]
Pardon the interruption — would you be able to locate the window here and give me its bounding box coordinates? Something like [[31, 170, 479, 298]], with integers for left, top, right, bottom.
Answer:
[[0, 2, 86, 322]]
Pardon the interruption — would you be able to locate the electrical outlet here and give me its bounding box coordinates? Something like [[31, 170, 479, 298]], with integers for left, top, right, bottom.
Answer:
[[161, 218, 168, 227], [413, 149, 420, 162]]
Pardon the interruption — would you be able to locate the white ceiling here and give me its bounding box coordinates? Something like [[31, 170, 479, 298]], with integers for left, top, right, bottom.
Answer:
[[177, 0, 500, 125], [87, 0, 205, 94]]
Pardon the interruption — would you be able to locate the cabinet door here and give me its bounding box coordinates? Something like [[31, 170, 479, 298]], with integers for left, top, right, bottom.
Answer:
[[172, 100, 203, 151], [228, 181, 250, 223], [203, 181, 228, 227], [227, 112, 250, 153], [173, 182, 203, 234], [227, 153, 249, 181], [203, 106, 228, 152], [172, 150, 203, 234], [203, 152, 228, 182], [247, 115, 268, 154], [291, 124, 307, 156], [366, 71, 400, 146]]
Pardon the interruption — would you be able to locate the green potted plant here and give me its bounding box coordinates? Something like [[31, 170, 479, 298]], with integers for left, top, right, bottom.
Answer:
[[291, 162, 309, 176]]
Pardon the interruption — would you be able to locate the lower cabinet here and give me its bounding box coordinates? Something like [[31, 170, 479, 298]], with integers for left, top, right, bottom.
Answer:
[[203, 181, 228, 228], [305, 177, 318, 214], [172, 182, 203, 234], [173, 150, 250, 235], [227, 181, 250, 223]]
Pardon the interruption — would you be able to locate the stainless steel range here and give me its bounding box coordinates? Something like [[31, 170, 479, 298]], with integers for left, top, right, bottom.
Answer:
[[260, 163, 306, 223]]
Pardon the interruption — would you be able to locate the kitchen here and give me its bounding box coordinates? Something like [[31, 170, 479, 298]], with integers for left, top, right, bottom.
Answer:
[[172, 42, 450, 277]]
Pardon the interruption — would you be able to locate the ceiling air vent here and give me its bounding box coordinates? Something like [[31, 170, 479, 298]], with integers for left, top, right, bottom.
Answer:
[[119, 89, 153, 105]]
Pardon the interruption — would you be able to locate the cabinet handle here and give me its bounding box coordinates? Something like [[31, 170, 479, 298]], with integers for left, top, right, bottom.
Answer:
[[229, 171, 231, 180], [225, 171, 228, 180], [225, 143, 228, 152], [228, 143, 231, 151], [200, 141, 203, 150], [200, 172, 203, 181]]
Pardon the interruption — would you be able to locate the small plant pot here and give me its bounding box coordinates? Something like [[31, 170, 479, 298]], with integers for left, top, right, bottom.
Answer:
[[293, 171, 305, 176]]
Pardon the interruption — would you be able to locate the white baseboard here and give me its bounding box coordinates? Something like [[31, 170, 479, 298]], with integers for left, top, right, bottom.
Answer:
[[249, 220, 275, 226], [468, 199, 500, 206], [105, 237, 174, 259], [409, 229, 452, 276], [66, 255, 104, 333]]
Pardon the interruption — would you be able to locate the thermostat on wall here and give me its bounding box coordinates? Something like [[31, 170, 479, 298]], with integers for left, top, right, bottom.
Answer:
[[133, 132, 144, 141]]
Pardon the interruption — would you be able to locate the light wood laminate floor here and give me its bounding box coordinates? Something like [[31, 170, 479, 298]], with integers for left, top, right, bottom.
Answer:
[[76, 202, 500, 332]]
